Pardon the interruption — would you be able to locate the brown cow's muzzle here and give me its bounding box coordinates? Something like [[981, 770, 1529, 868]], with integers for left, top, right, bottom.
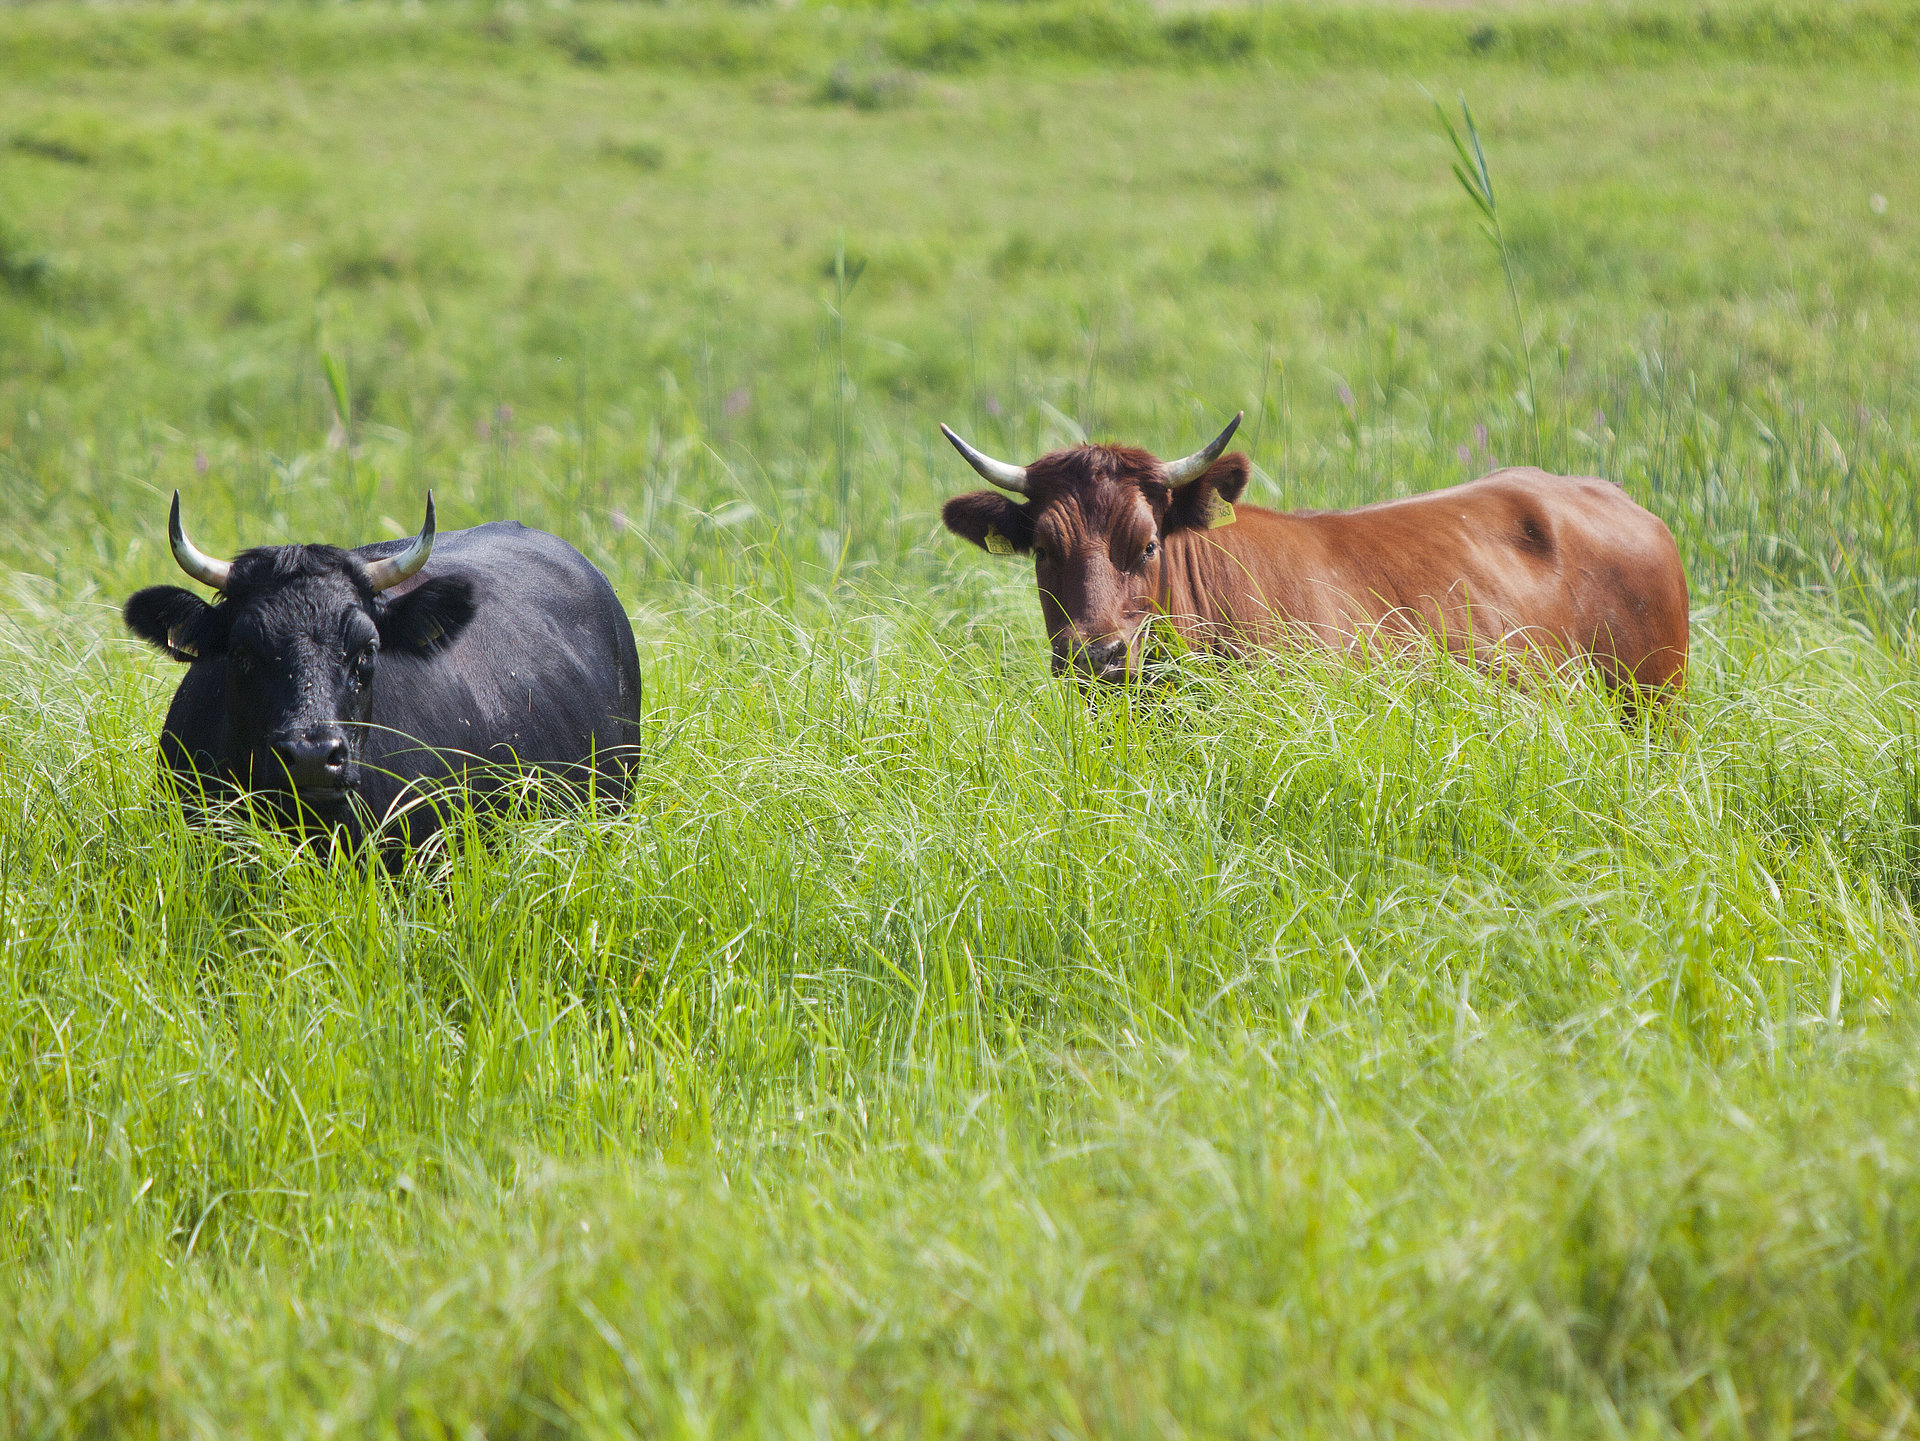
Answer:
[[1053, 634, 1136, 683]]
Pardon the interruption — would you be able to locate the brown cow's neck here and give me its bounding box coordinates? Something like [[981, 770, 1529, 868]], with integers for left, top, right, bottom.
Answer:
[[1156, 505, 1325, 643]]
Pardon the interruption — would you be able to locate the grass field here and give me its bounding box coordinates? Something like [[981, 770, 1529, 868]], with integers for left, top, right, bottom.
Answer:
[[5, 2, 1920, 1434]]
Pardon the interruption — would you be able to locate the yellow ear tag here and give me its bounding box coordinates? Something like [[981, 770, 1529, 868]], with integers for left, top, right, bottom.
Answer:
[[983, 526, 1016, 556], [1204, 497, 1237, 530]]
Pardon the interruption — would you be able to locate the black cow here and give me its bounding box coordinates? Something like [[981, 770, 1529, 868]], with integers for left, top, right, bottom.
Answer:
[[123, 493, 641, 845]]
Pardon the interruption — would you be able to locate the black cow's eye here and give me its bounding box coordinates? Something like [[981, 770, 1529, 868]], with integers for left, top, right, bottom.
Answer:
[[230, 651, 253, 675], [1143, 541, 1160, 561]]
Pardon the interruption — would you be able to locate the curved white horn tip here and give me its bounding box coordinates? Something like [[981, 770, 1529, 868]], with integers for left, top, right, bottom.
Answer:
[[1209, 411, 1245, 452], [1164, 411, 1246, 484], [168, 489, 234, 591], [938, 422, 1030, 493], [363, 493, 437, 592]]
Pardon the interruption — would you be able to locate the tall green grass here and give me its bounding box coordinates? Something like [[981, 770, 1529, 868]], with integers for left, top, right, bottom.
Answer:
[[5, 4, 1920, 1432], [6, 578, 1920, 1432]]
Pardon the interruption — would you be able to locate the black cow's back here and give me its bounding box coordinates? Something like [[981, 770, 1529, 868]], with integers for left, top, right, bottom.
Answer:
[[355, 521, 641, 828]]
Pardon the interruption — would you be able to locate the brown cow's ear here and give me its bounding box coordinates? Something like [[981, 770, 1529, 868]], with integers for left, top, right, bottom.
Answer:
[[942, 491, 1034, 556], [1165, 453, 1251, 533]]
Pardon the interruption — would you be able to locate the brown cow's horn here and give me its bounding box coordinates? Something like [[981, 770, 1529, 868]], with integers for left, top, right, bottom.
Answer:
[[940, 424, 1029, 495], [169, 491, 233, 592], [364, 492, 436, 592], [1162, 412, 1244, 485]]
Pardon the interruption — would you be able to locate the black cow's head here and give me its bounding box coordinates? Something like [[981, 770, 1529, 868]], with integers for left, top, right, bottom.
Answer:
[[938, 413, 1248, 681], [124, 493, 475, 822]]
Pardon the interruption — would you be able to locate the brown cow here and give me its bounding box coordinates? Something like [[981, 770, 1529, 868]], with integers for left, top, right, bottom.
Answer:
[[938, 413, 1688, 712]]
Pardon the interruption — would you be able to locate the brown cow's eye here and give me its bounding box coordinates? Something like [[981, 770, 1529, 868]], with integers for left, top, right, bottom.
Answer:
[[1033, 546, 1049, 563], [1143, 541, 1160, 561]]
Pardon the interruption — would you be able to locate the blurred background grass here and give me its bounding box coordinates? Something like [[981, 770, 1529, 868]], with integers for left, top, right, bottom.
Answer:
[[3, 1, 1917, 611]]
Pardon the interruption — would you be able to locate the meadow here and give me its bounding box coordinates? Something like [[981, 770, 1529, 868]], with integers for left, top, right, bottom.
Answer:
[[3, 1, 1920, 1433]]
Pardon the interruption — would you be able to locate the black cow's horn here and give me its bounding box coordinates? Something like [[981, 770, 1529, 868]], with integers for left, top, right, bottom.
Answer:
[[1162, 412, 1244, 485], [940, 424, 1029, 495], [364, 492, 436, 592], [169, 491, 233, 592]]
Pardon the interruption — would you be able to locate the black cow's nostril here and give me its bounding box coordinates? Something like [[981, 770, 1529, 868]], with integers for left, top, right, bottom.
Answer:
[[269, 731, 350, 790]]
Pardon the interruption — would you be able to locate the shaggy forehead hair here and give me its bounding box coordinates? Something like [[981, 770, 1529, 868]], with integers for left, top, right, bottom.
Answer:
[[1021, 444, 1163, 498], [220, 546, 376, 607], [1021, 445, 1168, 549]]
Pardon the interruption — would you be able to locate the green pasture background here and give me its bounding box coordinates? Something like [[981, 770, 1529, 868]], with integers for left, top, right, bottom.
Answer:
[[4, 2, 1920, 1434]]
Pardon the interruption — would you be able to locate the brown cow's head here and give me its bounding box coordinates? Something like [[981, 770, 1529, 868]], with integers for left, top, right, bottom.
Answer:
[[939, 413, 1249, 681]]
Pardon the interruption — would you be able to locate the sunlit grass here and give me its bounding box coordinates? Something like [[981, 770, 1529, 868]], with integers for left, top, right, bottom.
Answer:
[[5, 2, 1920, 1432], [6, 574, 1920, 1430]]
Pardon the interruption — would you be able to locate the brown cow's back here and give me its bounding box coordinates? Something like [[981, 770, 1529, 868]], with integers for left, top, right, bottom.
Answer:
[[1159, 468, 1688, 697]]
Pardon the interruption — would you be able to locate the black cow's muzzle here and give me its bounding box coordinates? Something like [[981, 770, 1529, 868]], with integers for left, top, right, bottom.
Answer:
[[265, 727, 352, 794]]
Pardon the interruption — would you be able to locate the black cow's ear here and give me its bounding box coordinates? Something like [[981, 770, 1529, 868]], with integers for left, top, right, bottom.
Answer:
[[124, 586, 226, 663], [1165, 453, 1252, 534], [942, 491, 1034, 556], [379, 575, 476, 654]]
